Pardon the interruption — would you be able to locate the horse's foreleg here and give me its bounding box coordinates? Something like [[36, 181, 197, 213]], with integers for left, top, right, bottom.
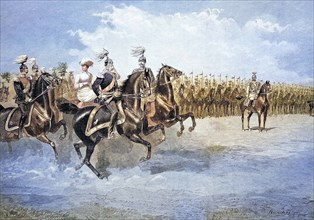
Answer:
[[8, 142, 13, 154], [73, 141, 85, 160], [59, 119, 68, 140], [36, 134, 58, 160], [180, 112, 196, 132], [243, 109, 251, 131], [82, 144, 107, 179], [126, 133, 152, 162]]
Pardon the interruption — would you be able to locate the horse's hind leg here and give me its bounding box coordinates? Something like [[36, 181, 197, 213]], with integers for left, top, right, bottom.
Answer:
[[143, 119, 165, 142], [49, 119, 68, 140], [36, 134, 58, 160]]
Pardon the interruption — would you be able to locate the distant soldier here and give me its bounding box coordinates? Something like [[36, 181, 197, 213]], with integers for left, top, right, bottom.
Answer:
[[13, 55, 33, 138], [245, 72, 261, 107]]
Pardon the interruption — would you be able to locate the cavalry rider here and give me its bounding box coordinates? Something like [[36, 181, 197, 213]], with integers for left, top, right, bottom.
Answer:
[[131, 47, 156, 116], [245, 72, 261, 107], [74, 58, 97, 108], [13, 55, 32, 138], [92, 49, 121, 139]]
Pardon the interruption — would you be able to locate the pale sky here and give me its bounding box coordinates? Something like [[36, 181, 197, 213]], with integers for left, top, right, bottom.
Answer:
[[0, 1, 313, 85]]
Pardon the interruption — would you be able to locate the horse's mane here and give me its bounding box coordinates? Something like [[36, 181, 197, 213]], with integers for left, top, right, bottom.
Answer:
[[120, 70, 142, 93], [156, 64, 170, 80]]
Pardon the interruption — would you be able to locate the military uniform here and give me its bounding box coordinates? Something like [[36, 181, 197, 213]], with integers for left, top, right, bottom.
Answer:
[[93, 54, 121, 139], [13, 68, 32, 138], [245, 72, 261, 107]]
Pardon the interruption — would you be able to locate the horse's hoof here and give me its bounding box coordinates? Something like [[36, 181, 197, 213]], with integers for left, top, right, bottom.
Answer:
[[98, 174, 106, 180], [75, 163, 84, 171], [177, 131, 182, 137], [188, 127, 194, 132], [139, 157, 147, 162]]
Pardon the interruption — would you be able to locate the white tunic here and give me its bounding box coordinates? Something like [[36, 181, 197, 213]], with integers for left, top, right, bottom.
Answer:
[[74, 71, 97, 102]]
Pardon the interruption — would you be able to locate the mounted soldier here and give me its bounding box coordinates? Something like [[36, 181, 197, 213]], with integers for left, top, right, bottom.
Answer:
[[92, 49, 121, 139], [245, 72, 261, 108], [131, 47, 156, 119], [13, 55, 33, 138], [74, 58, 97, 108]]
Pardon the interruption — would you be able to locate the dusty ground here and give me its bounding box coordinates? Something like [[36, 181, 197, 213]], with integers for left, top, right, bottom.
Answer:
[[0, 114, 313, 219]]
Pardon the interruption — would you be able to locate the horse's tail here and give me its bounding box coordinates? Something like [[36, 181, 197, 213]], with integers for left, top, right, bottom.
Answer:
[[57, 101, 79, 114], [236, 95, 244, 100]]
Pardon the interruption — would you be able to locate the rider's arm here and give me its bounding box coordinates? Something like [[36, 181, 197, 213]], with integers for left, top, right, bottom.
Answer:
[[92, 77, 102, 96]]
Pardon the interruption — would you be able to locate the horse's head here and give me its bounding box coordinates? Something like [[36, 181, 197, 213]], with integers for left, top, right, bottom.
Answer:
[[160, 64, 183, 80], [33, 72, 62, 98], [259, 80, 272, 95]]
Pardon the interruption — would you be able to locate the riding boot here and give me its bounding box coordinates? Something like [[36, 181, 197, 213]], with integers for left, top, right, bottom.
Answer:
[[107, 112, 118, 139], [18, 116, 27, 138]]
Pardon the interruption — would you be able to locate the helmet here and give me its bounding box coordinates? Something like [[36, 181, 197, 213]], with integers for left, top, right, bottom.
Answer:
[[252, 72, 257, 80], [138, 55, 146, 63], [19, 64, 28, 71]]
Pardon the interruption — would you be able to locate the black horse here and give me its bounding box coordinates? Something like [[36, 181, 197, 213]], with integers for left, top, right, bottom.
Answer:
[[58, 70, 164, 179]]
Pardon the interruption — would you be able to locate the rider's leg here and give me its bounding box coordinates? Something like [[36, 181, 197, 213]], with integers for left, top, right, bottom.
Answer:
[[106, 101, 118, 139], [18, 103, 28, 138]]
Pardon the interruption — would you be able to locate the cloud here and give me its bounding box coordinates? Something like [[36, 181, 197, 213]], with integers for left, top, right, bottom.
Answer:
[[67, 5, 306, 84], [245, 18, 288, 33]]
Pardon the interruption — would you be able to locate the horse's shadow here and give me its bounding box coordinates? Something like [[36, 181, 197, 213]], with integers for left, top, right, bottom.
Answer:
[[249, 126, 277, 131]]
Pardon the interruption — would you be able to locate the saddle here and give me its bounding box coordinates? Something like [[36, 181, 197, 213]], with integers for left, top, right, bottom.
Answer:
[[5, 104, 35, 132], [84, 100, 126, 136]]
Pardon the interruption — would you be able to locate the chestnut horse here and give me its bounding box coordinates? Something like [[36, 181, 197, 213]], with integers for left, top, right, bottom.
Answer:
[[148, 65, 196, 136]]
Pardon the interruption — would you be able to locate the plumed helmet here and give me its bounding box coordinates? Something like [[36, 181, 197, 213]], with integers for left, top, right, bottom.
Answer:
[[97, 48, 109, 61], [19, 63, 28, 71], [15, 54, 28, 64], [131, 46, 146, 63], [104, 58, 113, 67], [252, 72, 257, 80], [138, 54, 146, 63]]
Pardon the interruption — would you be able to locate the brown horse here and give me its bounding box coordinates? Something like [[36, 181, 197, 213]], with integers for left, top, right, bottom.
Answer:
[[148, 65, 196, 136], [57, 70, 164, 179], [0, 72, 66, 159], [32, 72, 68, 140], [237, 81, 272, 132]]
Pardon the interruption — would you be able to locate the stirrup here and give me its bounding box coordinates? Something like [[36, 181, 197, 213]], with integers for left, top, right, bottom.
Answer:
[[107, 131, 115, 139]]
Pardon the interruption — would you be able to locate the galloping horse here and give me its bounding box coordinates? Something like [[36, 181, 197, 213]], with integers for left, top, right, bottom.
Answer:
[[0, 72, 66, 159], [237, 81, 272, 132], [32, 72, 67, 140], [58, 70, 164, 179], [148, 65, 196, 136]]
